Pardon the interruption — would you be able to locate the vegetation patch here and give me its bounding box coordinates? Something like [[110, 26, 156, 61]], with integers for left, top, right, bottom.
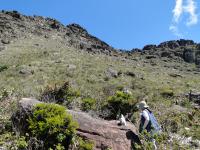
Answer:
[[76, 136, 94, 150], [160, 87, 174, 98], [28, 103, 78, 149], [0, 65, 8, 72], [103, 91, 137, 119], [81, 98, 96, 112], [40, 82, 80, 106]]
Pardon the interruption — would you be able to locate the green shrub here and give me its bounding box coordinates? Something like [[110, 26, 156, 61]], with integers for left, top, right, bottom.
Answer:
[[104, 91, 137, 119], [133, 130, 154, 150], [160, 87, 174, 98], [40, 82, 80, 106], [17, 136, 28, 150], [77, 137, 94, 150], [81, 98, 96, 111], [28, 103, 78, 149], [0, 65, 8, 72], [55, 143, 65, 150]]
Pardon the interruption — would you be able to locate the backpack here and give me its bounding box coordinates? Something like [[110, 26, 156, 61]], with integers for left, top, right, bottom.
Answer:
[[146, 109, 162, 134]]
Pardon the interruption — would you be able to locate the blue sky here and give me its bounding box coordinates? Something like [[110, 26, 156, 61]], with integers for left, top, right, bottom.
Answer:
[[0, 0, 199, 49]]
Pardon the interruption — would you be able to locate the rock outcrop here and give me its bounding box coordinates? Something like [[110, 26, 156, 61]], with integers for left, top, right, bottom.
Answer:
[[139, 39, 200, 65], [12, 98, 140, 150]]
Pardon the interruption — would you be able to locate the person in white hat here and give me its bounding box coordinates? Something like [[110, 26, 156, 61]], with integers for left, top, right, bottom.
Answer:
[[138, 101, 151, 133], [138, 101, 157, 150]]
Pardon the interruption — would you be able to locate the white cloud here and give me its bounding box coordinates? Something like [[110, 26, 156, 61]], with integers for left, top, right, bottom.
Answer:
[[184, 0, 198, 26], [173, 0, 183, 23], [170, 0, 198, 37], [169, 25, 183, 37]]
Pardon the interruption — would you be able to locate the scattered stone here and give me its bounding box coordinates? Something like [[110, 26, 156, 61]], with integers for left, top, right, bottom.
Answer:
[[1, 39, 10, 44], [55, 60, 62, 63], [169, 73, 183, 78], [106, 68, 119, 78], [125, 71, 136, 77], [19, 68, 34, 75]]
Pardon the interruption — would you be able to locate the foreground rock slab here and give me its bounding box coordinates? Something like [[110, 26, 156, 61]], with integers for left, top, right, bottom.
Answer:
[[12, 98, 139, 150]]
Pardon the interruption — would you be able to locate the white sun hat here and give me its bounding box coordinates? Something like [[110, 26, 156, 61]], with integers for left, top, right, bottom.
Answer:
[[137, 101, 149, 110]]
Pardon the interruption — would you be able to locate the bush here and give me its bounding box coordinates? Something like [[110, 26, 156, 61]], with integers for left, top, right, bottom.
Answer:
[[17, 136, 28, 150], [0, 65, 8, 72], [77, 137, 94, 150], [160, 87, 174, 98], [28, 103, 78, 149], [103, 91, 137, 119], [40, 82, 80, 106], [81, 98, 96, 111]]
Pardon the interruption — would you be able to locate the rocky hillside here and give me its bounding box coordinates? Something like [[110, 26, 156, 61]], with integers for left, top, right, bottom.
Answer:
[[139, 40, 200, 66], [0, 11, 200, 149], [0, 10, 116, 55], [1, 10, 200, 65]]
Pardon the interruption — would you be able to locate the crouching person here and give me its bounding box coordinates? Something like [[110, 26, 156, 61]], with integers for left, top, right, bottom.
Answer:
[[138, 101, 161, 150]]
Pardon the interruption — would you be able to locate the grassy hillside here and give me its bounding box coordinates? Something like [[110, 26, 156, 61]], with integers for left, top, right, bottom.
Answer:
[[0, 34, 200, 149], [1, 37, 200, 97]]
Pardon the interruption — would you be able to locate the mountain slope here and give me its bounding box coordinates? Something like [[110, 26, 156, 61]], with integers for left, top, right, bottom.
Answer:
[[0, 11, 200, 149]]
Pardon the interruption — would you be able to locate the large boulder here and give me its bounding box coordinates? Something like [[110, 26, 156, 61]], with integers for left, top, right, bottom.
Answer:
[[183, 49, 195, 63], [12, 98, 139, 150]]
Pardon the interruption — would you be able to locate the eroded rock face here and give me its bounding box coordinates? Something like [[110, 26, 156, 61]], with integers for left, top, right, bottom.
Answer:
[[12, 98, 139, 150]]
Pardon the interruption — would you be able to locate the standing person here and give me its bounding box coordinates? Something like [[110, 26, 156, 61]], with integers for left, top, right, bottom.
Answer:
[[138, 101, 161, 150]]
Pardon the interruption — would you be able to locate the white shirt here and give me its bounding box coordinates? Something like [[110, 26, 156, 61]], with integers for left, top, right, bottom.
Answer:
[[141, 109, 150, 120], [140, 109, 150, 129]]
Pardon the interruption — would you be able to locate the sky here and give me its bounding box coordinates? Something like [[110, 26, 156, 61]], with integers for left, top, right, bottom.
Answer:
[[0, 0, 199, 49]]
